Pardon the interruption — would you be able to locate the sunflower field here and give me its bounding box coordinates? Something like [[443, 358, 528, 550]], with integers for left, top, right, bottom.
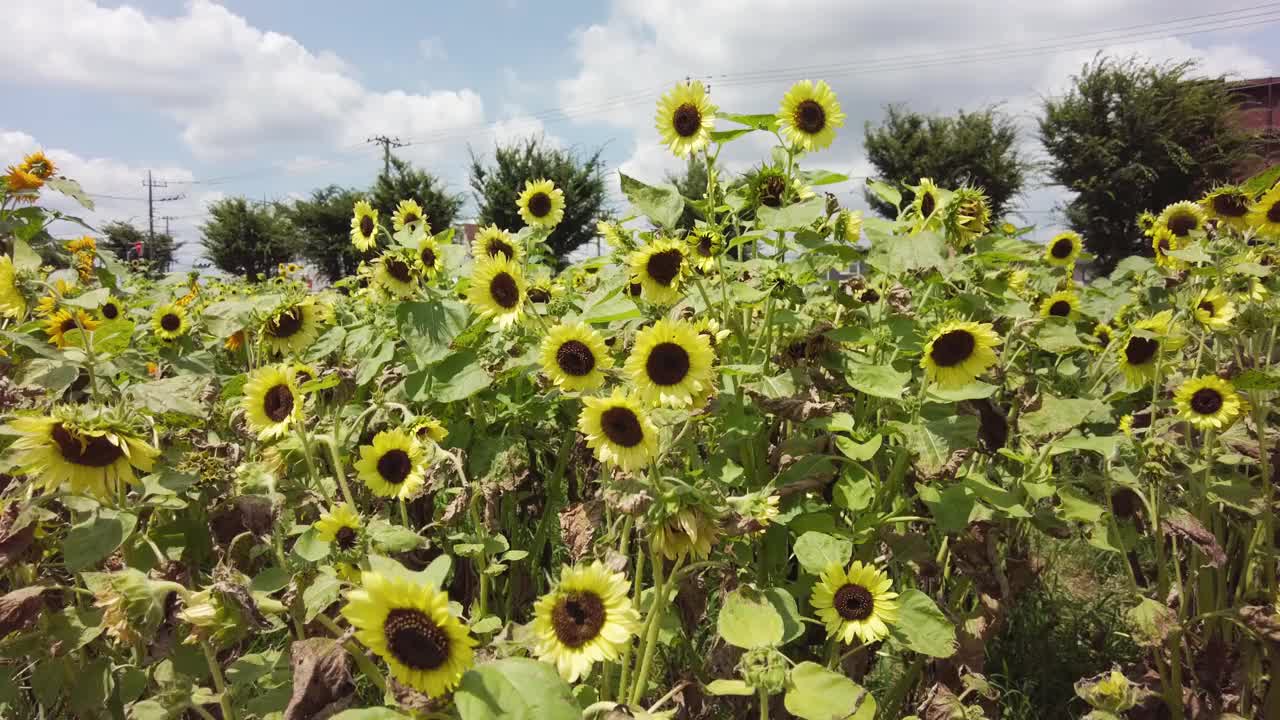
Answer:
[[3, 79, 1280, 720]]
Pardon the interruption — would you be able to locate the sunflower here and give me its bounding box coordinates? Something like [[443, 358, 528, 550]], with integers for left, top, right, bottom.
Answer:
[[911, 178, 944, 228], [465, 255, 525, 328], [1152, 231, 1183, 270], [242, 365, 303, 440], [341, 570, 475, 697], [1200, 186, 1252, 231], [374, 252, 419, 299], [150, 303, 189, 342], [224, 330, 246, 352], [1248, 186, 1280, 239], [350, 200, 379, 251], [416, 235, 444, 277], [1174, 376, 1242, 431], [0, 257, 26, 319], [314, 503, 363, 552], [1116, 311, 1179, 386], [4, 165, 42, 192], [18, 151, 56, 180], [624, 319, 716, 406], [354, 429, 427, 499], [517, 179, 565, 228], [392, 199, 428, 233], [1156, 201, 1205, 240], [920, 320, 1002, 389], [811, 561, 900, 645], [411, 416, 449, 445], [98, 296, 124, 322], [540, 322, 613, 392], [1044, 231, 1082, 267], [655, 80, 717, 158], [1007, 269, 1029, 294], [578, 390, 659, 472], [1246, 278, 1269, 304], [652, 507, 720, 561], [836, 209, 863, 244], [262, 298, 327, 356], [1039, 291, 1079, 320], [687, 228, 722, 273], [45, 309, 99, 348], [628, 238, 688, 306], [471, 225, 522, 263], [4, 408, 159, 501], [777, 80, 845, 152], [532, 562, 640, 682], [1193, 288, 1236, 332], [1092, 323, 1114, 347], [945, 186, 991, 246]]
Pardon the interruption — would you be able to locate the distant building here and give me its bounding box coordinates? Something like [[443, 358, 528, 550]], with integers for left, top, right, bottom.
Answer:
[[1232, 77, 1280, 178]]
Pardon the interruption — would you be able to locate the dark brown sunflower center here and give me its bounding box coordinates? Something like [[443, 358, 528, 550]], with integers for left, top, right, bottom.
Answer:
[[1198, 300, 1216, 316], [1095, 328, 1111, 344], [1124, 336, 1158, 366], [359, 216, 375, 237], [528, 287, 551, 303], [1157, 238, 1171, 254], [377, 449, 412, 485], [263, 384, 295, 423], [550, 591, 607, 648], [1048, 300, 1071, 317], [101, 303, 119, 320], [646, 249, 683, 286], [1050, 237, 1074, 259], [628, 281, 643, 297], [761, 176, 786, 208], [386, 258, 412, 283], [860, 288, 880, 303], [1268, 201, 1280, 223], [920, 192, 936, 218], [61, 318, 78, 334], [1167, 212, 1197, 237], [528, 192, 552, 218], [383, 608, 450, 671], [487, 239, 514, 260], [335, 526, 357, 550], [160, 313, 182, 332], [833, 583, 875, 621], [268, 307, 304, 338], [930, 330, 976, 367], [51, 424, 125, 467], [556, 339, 596, 376], [646, 342, 691, 386], [672, 103, 702, 138], [794, 99, 826, 134], [420, 247, 437, 267], [404, 212, 420, 226], [600, 406, 644, 448], [1190, 388, 1224, 415], [489, 272, 520, 309], [1212, 193, 1249, 218], [697, 236, 713, 257]]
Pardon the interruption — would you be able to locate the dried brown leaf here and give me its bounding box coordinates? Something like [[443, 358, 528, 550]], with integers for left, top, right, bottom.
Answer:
[[0, 586, 50, 638], [1163, 511, 1227, 568], [284, 637, 353, 720], [559, 501, 603, 562]]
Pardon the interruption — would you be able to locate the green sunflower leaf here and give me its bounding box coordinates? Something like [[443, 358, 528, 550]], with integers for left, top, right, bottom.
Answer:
[[619, 173, 684, 228], [718, 586, 785, 649], [784, 662, 877, 720], [887, 589, 956, 658], [455, 657, 581, 720]]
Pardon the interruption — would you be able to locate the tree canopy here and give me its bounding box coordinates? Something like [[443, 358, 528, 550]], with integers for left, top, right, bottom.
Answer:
[[666, 155, 708, 232], [281, 186, 366, 282], [200, 198, 296, 280], [101, 221, 177, 276], [370, 155, 463, 236]]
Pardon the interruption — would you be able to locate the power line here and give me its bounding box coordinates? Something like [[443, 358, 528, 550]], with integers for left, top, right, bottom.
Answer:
[[367, 135, 407, 177]]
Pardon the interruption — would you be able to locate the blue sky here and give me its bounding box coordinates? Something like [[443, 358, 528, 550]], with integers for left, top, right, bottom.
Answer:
[[2, 1, 1277, 268]]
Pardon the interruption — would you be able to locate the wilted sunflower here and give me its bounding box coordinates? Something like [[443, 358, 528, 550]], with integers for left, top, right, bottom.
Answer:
[[374, 251, 419, 299], [812, 561, 899, 645], [1117, 311, 1179, 386], [1174, 376, 1242, 431], [652, 507, 719, 561], [341, 570, 475, 697], [911, 178, 944, 228], [262, 298, 328, 355], [777, 80, 845, 152], [747, 165, 793, 209], [628, 238, 687, 305], [416, 235, 444, 277], [242, 365, 303, 440], [1201, 185, 1252, 231], [392, 199, 428, 233], [687, 228, 722, 273], [314, 503, 363, 552], [45, 308, 98, 348], [98, 296, 124, 322], [471, 224, 522, 263], [945, 186, 991, 246], [1248, 186, 1280, 238], [465, 255, 525, 328], [350, 200, 379, 251], [1039, 291, 1079, 320], [578, 390, 659, 471], [0, 257, 26, 319], [532, 562, 640, 682], [4, 407, 159, 501], [624, 319, 716, 406], [517, 179, 565, 228], [540, 322, 613, 392], [655, 80, 717, 157], [1156, 201, 1205, 239], [1045, 231, 1082, 267], [354, 429, 427, 499], [1193, 288, 1236, 331], [920, 320, 1001, 388], [150, 303, 188, 342]]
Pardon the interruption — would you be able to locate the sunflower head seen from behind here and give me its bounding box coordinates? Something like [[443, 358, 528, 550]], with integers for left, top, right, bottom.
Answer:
[[1174, 376, 1242, 431], [0, 256, 27, 319], [578, 390, 659, 472], [920, 320, 1001, 389], [1248, 185, 1280, 239], [777, 80, 845, 152], [628, 237, 688, 306], [5, 405, 159, 502], [624, 318, 716, 407], [655, 80, 717, 157], [1045, 231, 1082, 267], [350, 200, 380, 251], [532, 562, 640, 682], [354, 428, 427, 499], [811, 560, 899, 645], [151, 303, 189, 342], [242, 364, 303, 440], [944, 186, 991, 247], [465, 255, 525, 328], [517, 179, 565, 228], [540, 321, 613, 392], [392, 199, 428, 233]]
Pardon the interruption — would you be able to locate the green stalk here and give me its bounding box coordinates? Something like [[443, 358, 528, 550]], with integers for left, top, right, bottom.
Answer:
[[758, 687, 770, 720], [629, 545, 682, 706], [321, 435, 355, 507], [200, 639, 236, 720]]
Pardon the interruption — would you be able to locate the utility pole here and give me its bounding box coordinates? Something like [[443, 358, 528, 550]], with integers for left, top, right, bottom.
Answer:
[[366, 135, 406, 177], [141, 171, 184, 262]]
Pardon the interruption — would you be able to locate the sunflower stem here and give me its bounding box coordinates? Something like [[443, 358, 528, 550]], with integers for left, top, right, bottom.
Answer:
[[322, 434, 355, 507], [629, 544, 681, 706], [758, 687, 770, 720], [200, 639, 236, 720]]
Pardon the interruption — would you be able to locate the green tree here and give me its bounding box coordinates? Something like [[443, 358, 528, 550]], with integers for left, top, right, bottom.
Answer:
[[200, 198, 297, 281], [864, 104, 1030, 219], [281, 186, 365, 281], [469, 137, 609, 261], [665, 155, 708, 231], [1040, 57, 1257, 271], [101, 221, 177, 275], [370, 155, 463, 235]]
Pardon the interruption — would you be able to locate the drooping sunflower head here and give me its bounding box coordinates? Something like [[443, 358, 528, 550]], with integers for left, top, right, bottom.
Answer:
[[1173, 375, 1242, 431], [1045, 231, 1082, 267], [150, 303, 189, 342], [45, 308, 99, 348], [410, 415, 449, 445], [262, 298, 326, 356], [540, 321, 614, 393], [517, 179, 566, 228], [1039, 290, 1079, 320], [18, 151, 56, 180], [597, 220, 633, 252], [1156, 201, 1205, 239], [1007, 269, 1029, 295], [465, 255, 525, 328], [532, 562, 640, 682], [1193, 288, 1236, 332], [392, 199, 429, 234], [687, 228, 723, 273], [628, 238, 688, 306], [655, 80, 718, 158], [624, 318, 716, 407], [374, 250, 420, 299], [811, 560, 900, 646], [835, 209, 863, 244], [0, 256, 27, 319], [350, 200, 380, 252], [1247, 186, 1280, 239], [98, 296, 124, 322], [578, 390, 659, 472], [4, 165, 43, 193], [777, 79, 846, 152], [416, 235, 444, 277], [354, 428, 427, 499], [471, 224, 522, 263], [341, 571, 476, 697], [1201, 185, 1252, 231], [314, 503, 363, 552], [652, 506, 720, 561], [944, 186, 991, 246], [746, 165, 792, 210], [4, 406, 159, 501], [920, 320, 1002, 389], [242, 365, 303, 440]]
